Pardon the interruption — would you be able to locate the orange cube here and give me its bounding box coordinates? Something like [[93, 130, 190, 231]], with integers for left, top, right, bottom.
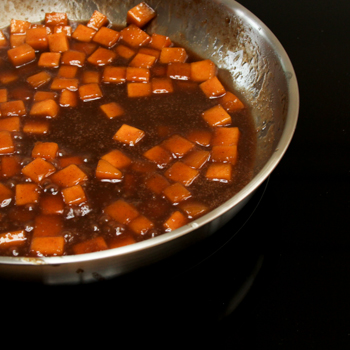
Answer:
[[39, 194, 64, 215], [127, 2, 156, 27], [113, 124, 145, 145], [164, 161, 199, 186], [25, 27, 48, 50], [126, 67, 150, 82], [31, 142, 58, 160], [30, 99, 59, 118], [211, 127, 240, 146], [72, 24, 96, 42], [167, 62, 191, 80], [95, 159, 123, 182], [205, 163, 232, 182], [202, 104, 232, 127], [161, 134, 194, 158], [0, 183, 13, 208], [179, 200, 209, 219], [0, 131, 14, 154], [163, 211, 188, 232], [138, 47, 161, 59], [30, 236, 65, 256], [1, 100, 26, 117], [53, 25, 72, 37], [0, 230, 26, 249], [151, 77, 174, 94], [87, 10, 109, 31], [149, 33, 172, 50], [51, 77, 79, 91], [87, 46, 117, 66], [61, 50, 86, 67], [0, 117, 20, 132], [58, 156, 84, 168], [72, 236, 108, 255], [186, 129, 212, 147], [10, 19, 31, 34], [9, 87, 32, 101], [120, 24, 151, 47], [32, 214, 63, 237], [10, 34, 26, 48], [0, 155, 21, 178], [218, 91, 245, 112], [143, 145, 172, 168], [145, 173, 170, 195], [33, 91, 57, 102], [22, 157, 56, 183], [0, 30, 8, 48], [0, 70, 18, 85], [0, 89, 7, 103], [127, 82, 151, 97], [114, 44, 136, 60], [23, 120, 49, 134], [82, 70, 100, 84], [45, 12, 68, 26], [100, 102, 124, 119], [62, 184, 87, 205], [101, 149, 131, 169], [93, 27, 120, 48], [26, 71, 51, 88], [200, 76, 226, 99], [163, 182, 191, 204], [104, 199, 139, 225], [50, 164, 88, 188], [190, 59, 217, 82], [211, 145, 238, 165], [59, 89, 78, 107], [7, 43, 36, 67], [102, 66, 126, 84], [15, 183, 40, 205], [128, 215, 154, 235], [70, 41, 98, 55], [159, 47, 187, 64], [48, 33, 69, 52], [183, 149, 210, 169], [129, 52, 156, 68], [38, 52, 61, 68], [78, 83, 103, 101], [57, 65, 78, 78]]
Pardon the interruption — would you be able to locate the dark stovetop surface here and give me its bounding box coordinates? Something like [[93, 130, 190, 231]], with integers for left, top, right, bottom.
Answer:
[[2, 1, 349, 348]]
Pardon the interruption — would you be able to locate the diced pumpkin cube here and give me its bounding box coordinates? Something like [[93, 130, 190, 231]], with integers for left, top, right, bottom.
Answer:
[[104, 199, 139, 224], [163, 211, 188, 232], [10, 34, 26, 48], [15, 183, 40, 205], [0, 89, 7, 103], [0, 230, 26, 249], [0, 155, 21, 178], [57, 64, 78, 78], [33, 91, 57, 102], [9, 87, 32, 101], [26, 71, 51, 88], [113, 124, 145, 145], [59, 89, 78, 107], [127, 82, 151, 97], [211, 145, 238, 165], [205, 163, 232, 182], [45, 12, 68, 26], [22, 157, 56, 183], [50, 164, 88, 188], [53, 25, 72, 37], [78, 83, 103, 101], [151, 77, 174, 94], [25, 27, 48, 50], [179, 199, 209, 219], [0, 30, 8, 48], [72, 236, 108, 255], [58, 156, 84, 168], [129, 52, 156, 68], [10, 19, 31, 34], [100, 102, 124, 119], [93, 27, 120, 48], [126, 67, 150, 82], [23, 120, 49, 134], [39, 194, 64, 215], [163, 182, 191, 204], [82, 70, 100, 84], [70, 41, 98, 55], [32, 142, 58, 160], [37, 52, 61, 68], [87, 10, 109, 31], [0, 131, 14, 154], [0, 70, 18, 84], [32, 214, 63, 237], [7, 43, 36, 67], [186, 129, 212, 147], [61, 184, 87, 205], [95, 159, 123, 182], [0, 183, 13, 208], [161, 134, 194, 158], [87, 46, 117, 66], [183, 149, 210, 169], [1, 100, 26, 117], [159, 47, 187, 64], [211, 127, 240, 146], [164, 161, 199, 186], [30, 99, 59, 118], [167, 62, 191, 80], [48, 33, 69, 52], [114, 44, 136, 59], [138, 47, 160, 59], [190, 59, 217, 82], [61, 50, 86, 67], [200, 76, 226, 98], [108, 235, 136, 249], [101, 149, 131, 169], [202, 104, 232, 127], [0, 117, 20, 132], [218, 91, 245, 112], [102, 66, 126, 84], [145, 173, 170, 195], [143, 145, 172, 168], [128, 215, 154, 235], [30, 236, 65, 256], [51, 77, 79, 91], [148, 33, 172, 50], [71, 24, 96, 42], [127, 2, 156, 28], [120, 24, 151, 47]]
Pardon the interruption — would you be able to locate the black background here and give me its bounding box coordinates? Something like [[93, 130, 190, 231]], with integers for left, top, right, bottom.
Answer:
[[2, 1, 350, 347]]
